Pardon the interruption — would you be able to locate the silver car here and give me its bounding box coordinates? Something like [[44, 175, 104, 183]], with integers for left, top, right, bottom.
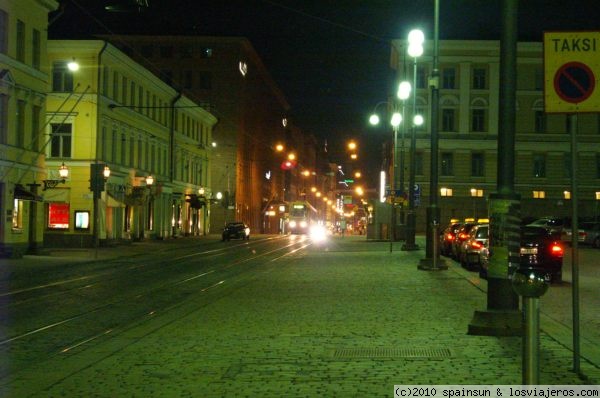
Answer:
[[459, 224, 489, 269], [581, 222, 600, 247]]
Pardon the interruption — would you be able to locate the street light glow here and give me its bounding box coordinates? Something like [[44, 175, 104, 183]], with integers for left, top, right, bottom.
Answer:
[[369, 114, 380, 125], [408, 29, 425, 45], [397, 81, 411, 100], [413, 114, 424, 126], [391, 112, 402, 127]]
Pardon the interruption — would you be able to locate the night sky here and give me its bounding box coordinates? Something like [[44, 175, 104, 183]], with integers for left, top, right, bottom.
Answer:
[[49, 0, 600, 175]]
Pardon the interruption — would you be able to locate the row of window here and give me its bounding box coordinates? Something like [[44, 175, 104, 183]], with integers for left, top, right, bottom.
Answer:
[[415, 64, 544, 91], [122, 44, 214, 60], [51, 61, 211, 145], [0, 94, 42, 149], [412, 152, 598, 179], [438, 188, 599, 200], [0, 10, 42, 69]]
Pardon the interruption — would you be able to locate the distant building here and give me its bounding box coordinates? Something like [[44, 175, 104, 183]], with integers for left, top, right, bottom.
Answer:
[[101, 35, 312, 233], [45, 40, 216, 247], [0, 0, 59, 257], [390, 40, 600, 227]]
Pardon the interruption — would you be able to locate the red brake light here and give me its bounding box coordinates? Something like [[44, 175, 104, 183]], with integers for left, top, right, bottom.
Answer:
[[445, 233, 454, 241], [458, 233, 468, 240], [471, 241, 483, 249], [550, 243, 563, 256]]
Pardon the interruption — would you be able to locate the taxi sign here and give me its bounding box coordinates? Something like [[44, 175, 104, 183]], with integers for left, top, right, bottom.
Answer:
[[544, 31, 600, 113]]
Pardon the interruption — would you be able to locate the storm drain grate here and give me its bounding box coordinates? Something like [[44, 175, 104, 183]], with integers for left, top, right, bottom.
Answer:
[[332, 348, 451, 359]]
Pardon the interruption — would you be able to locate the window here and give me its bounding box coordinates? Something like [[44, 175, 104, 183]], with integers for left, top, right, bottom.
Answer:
[[470, 188, 484, 197], [533, 191, 546, 199], [138, 86, 143, 110], [160, 45, 173, 58], [533, 154, 546, 178], [471, 153, 484, 177], [31, 105, 41, 151], [111, 127, 117, 162], [440, 187, 453, 197], [32, 29, 41, 69], [0, 10, 7, 53], [535, 111, 546, 133], [102, 66, 109, 95], [442, 68, 456, 89], [198, 72, 212, 89], [416, 66, 427, 89], [441, 152, 454, 176], [0, 94, 7, 144], [113, 71, 119, 100], [564, 153, 571, 178], [121, 76, 128, 104], [472, 68, 486, 89], [50, 123, 72, 158], [141, 45, 153, 57], [47, 203, 70, 229], [415, 151, 423, 176], [442, 109, 456, 131], [147, 198, 154, 230], [16, 20, 25, 62], [471, 109, 486, 132], [52, 62, 74, 92], [200, 47, 213, 58], [129, 133, 135, 167], [12, 198, 23, 229], [596, 154, 600, 179], [184, 70, 193, 89], [563, 191, 571, 200], [16, 100, 25, 148], [121, 132, 127, 165]]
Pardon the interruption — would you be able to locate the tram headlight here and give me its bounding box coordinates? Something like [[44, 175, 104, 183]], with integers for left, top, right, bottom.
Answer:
[[300, 221, 308, 228], [289, 220, 297, 228], [310, 225, 327, 242]]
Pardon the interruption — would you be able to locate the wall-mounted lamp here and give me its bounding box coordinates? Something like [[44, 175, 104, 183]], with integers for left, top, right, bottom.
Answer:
[[43, 162, 69, 190], [145, 175, 154, 186]]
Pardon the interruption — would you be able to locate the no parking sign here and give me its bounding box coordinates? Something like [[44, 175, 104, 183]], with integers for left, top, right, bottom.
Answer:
[[544, 31, 600, 113]]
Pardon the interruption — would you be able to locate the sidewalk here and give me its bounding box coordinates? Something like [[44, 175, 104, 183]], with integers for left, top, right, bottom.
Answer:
[[2, 234, 599, 396]]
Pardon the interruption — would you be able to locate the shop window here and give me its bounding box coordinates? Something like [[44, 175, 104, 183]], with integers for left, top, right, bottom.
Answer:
[[12, 198, 23, 229], [48, 203, 70, 229], [74, 210, 90, 230]]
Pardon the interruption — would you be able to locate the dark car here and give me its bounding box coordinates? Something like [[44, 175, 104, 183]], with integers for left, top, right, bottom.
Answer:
[[222, 222, 250, 241], [480, 225, 564, 283], [440, 221, 462, 257], [518, 225, 564, 283]]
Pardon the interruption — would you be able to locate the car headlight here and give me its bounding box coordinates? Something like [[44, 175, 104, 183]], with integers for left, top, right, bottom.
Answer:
[[289, 221, 297, 228], [245, 227, 250, 235], [300, 221, 307, 228]]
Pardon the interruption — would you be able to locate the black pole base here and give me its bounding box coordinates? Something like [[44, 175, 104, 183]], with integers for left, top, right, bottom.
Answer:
[[468, 309, 522, 336], [400, 242, 419, 251], [418, 257, 448, 271]]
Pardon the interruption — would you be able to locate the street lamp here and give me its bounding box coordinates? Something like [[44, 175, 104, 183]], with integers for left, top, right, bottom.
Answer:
[[42, 162, 69, 190], [370, 102, 402, 251], [402, 29, 424, 251]]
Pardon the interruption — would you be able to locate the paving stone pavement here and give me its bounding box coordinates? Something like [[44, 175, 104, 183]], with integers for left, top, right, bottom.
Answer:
[[2, 235, 598, 397]]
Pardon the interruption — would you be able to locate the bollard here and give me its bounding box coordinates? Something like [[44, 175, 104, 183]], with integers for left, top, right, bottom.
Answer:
[[511, 270, 549, 384], [432, 220, 439, 269]]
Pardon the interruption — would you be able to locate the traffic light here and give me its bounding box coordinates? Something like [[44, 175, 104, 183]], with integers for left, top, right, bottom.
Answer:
[[90, 163, 106, 194]]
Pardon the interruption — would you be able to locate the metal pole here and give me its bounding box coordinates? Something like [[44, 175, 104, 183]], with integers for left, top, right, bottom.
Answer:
[[390, 123, 398, 252], [569, 113, 581, 374], [400, 102, 407, 225], [523, 296, 540, 384], [402, 57, 419, 251]]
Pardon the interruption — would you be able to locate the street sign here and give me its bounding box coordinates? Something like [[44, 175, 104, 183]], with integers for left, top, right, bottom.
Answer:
[[414, 184, 421, 197], [544, 31, 600, 113]]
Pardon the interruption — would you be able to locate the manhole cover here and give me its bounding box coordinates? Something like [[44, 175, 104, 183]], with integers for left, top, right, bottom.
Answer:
[[332, 348, 451, 359]]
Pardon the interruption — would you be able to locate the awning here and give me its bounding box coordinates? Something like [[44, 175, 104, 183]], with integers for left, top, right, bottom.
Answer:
[[14, 185, 43, 201]]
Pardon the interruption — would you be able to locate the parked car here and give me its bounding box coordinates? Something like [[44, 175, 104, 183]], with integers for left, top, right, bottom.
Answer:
[[561, 224, 588, 245], [459, 224, 489, 270], [526, 216, 565, 234], [451, 222, 477, 259], [440, 221, 462, 257], [581, 222, 600, 247], [480, 225, 564, 283], [222, 222, 250, 241], [519, 225, 564, 283]]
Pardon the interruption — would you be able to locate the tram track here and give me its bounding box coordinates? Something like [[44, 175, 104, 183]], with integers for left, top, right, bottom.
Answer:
[[0, 236, 313, 391]]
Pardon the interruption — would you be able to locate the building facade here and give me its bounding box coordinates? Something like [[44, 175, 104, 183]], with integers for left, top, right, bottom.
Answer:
[[389, 40, 600, 228], [0, 0, 58, 257], [44, 40, 216, 247], [101, 35, 308, 233]]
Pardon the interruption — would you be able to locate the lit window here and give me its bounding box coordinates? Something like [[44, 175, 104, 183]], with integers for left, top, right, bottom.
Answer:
[[596, 192, 600, 200], [239, 61, 248, 76], [12, 198, 23, 229], [564, 191, 571, 200], [470, 188, 483, 197], [533, 191, 546, 199], [440, 187, 453, 197]]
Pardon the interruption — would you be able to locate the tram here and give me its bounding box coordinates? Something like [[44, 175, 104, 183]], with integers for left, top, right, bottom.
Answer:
[[287, 200, 318, 234]]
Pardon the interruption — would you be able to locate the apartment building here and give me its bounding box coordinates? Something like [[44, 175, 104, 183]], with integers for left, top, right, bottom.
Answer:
[[0, 0, 58, 257], [45, 40, 216, 247], [390, 40, 600, 227], [100, 35, 308, 233]]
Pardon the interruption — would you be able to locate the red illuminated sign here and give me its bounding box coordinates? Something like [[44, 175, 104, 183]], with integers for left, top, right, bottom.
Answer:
[[48, 203, 70, 229]]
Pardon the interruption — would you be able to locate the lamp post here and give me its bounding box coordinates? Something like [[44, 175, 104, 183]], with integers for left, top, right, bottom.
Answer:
[[370, 103, 402, 251], [402, 29, 424, 251]]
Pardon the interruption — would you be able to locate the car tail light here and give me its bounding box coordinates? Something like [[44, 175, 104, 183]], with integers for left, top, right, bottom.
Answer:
[[550, 243, 563, 256], [471, 241, 483, 249], [458, 232, 468, 241], [445, 233, 454, 241]]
